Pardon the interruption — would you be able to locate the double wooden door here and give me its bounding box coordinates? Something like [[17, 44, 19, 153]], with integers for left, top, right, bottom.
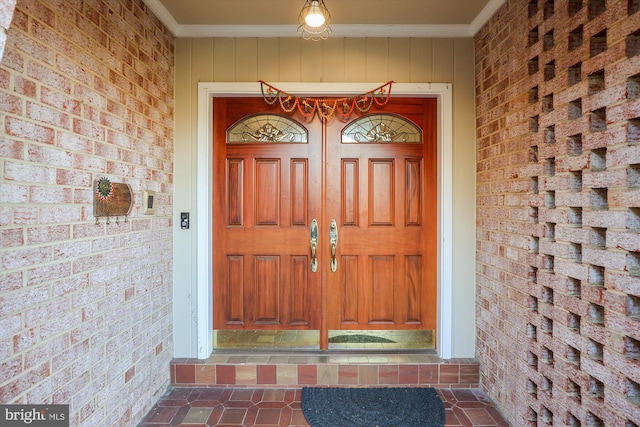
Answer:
[[212, 97, 437, 349]]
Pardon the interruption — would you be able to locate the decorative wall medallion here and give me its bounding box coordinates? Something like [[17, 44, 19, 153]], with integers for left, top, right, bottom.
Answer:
[[95, 177, 113, 201]]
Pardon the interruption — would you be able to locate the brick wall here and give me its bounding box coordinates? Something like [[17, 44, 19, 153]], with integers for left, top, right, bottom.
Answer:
[[0, 0, 174, 425], [476, 0, 640, 425], [0, 0, 16, 61]]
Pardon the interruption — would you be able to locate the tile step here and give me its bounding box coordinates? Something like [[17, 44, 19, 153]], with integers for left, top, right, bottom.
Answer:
[[171, 351, 479, 388]]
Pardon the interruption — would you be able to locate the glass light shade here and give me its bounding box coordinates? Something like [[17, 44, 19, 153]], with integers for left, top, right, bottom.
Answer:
[[305, 1, 326, 27], [298, 0, 331, 40]]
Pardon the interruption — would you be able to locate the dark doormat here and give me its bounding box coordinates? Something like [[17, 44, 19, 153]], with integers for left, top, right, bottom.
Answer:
[[328, 334, 395, 343], [301, 387, 445, 427]]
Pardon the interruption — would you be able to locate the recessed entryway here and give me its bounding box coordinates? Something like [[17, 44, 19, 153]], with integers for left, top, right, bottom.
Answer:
[[190, 82, 456, 360]]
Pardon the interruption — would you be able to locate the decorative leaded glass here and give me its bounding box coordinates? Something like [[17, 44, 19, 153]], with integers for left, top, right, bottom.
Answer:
[[342, 114, 422, 143], [227, 114, 308, 143]]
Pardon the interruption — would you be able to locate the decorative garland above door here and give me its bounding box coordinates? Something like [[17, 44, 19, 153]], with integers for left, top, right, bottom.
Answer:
[[259, 80, 393, 122]]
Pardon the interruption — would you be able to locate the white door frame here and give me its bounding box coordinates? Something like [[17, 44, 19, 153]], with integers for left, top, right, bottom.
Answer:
[[195, 82, 453, 359]]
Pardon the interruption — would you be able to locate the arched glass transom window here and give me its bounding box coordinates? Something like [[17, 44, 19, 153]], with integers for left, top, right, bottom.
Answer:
[[342, 113, 422, 143], [227, 114, 308, 143]]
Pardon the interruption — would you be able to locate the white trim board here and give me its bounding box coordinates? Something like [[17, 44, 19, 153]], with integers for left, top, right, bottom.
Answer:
[[144, 0, 507, 38], [195, 82, 454, 359]]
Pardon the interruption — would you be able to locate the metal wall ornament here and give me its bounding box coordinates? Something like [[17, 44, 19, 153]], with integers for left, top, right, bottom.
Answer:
[[95, 177, 114, 201], [93, 177, 133, 224], [259, 80, 393, 122]]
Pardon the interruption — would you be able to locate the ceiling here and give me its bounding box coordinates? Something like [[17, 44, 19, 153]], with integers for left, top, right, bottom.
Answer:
[[142, 0, 507, 38]]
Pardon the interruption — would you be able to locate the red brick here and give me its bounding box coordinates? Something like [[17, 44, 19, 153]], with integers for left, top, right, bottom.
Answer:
[[608, 144, 640, 167], [1, 285, 50, 320], [4, 161, 55, 184], [72, 118, 105, 141], [0, 228, 23, 248], [609, 188, 640, 207], [607, 230, 640, 251], [72, 153, 106, 172], [215, 365, 235, 385], [0, 271, 23, 292], [297, 365, 317, 385], [33, 19, 73, 57], [27, 144, 72, 167], [476, 0, 640, 424], [378, 365, 399, 384], [29, 185, 72, 204], [419, 364, 439, 384], [26, 224, 70, 244], [398, 364, 419, 384], [257, 365, 276, 384], [55, 168, 91, 186], [0, 0, 173, 423], [0, 67, 8, 89], [41, 87, 82, 115], [124, 366, 135, 383], [26, 262, 71, 286], [338, 365, 358, 384], [5, 116, 55, 144], [0, 90, 22, 115]]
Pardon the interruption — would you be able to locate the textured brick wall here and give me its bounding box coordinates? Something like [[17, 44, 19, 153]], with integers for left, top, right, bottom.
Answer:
[[0, 0, 16, 61], [476, 0, 640, 425], [0, 0, 174, 425]]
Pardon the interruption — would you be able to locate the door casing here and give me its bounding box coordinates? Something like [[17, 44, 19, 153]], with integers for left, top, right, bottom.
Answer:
[[195, 82, 454, 359]]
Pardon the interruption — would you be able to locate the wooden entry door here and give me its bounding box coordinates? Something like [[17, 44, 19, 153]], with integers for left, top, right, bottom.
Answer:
[[212, 97, 437, 348], [324, 98, 437, 334], [212, 98, 323, 332]]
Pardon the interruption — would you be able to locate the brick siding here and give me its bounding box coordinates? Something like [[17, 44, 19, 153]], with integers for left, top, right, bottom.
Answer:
[[0, 0, 16, 61], [0, 0, 174, 425], [476, 0, 640, 425]]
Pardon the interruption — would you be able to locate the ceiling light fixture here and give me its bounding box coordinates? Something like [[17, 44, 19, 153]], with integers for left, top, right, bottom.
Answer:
[[298, 0, 331, 41]]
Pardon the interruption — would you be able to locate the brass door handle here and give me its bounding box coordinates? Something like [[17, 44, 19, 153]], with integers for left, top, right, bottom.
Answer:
[[310, 219, 318, 273], [329, 219, 338, 272]]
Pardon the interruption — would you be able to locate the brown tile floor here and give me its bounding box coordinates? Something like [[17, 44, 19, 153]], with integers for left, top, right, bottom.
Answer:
[[138, 387, 510, 426]]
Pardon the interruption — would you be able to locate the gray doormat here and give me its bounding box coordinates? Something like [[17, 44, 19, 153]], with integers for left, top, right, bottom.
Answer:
[[301, 387, 445, 427]]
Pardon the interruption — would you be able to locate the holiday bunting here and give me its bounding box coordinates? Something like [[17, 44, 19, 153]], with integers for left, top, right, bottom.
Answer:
[[259, 80, 393, 121]]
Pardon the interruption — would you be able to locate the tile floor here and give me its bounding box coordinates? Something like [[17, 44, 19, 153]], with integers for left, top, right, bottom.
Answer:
[[138, 387, 510, 426], [171, 351, 480, 389]]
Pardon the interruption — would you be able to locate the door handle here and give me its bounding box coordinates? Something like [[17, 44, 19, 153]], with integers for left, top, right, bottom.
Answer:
[[310, 219, 318, 273], [329, 219, 338, 272]]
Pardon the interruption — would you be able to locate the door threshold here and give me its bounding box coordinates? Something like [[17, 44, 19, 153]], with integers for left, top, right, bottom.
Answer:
[[208, 348, 439, 356], [213, 329, 435, 352]]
